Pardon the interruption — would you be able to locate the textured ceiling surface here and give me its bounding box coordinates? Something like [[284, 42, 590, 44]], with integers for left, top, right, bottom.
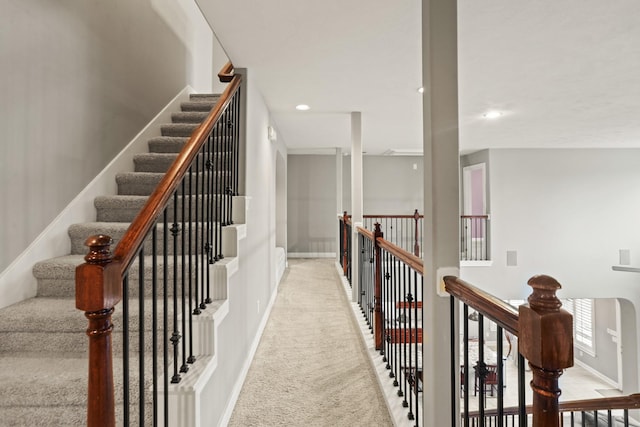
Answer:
[[199, 0, 640, 154]]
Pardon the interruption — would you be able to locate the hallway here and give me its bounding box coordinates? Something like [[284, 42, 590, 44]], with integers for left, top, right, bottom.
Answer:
[[228, 258, 392, 426]]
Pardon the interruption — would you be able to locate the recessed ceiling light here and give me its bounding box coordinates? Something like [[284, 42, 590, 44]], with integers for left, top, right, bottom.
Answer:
[[483, 110, 502, 119], [295, 104, 310, 111]]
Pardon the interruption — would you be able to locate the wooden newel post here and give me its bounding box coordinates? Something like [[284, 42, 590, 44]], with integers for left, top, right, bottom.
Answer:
[[342, 211, 350, 276], [75, 235, 120, 427], [373, 223, 384, 350], [518, 275, 574, 427], [413, 209, 420, 257]]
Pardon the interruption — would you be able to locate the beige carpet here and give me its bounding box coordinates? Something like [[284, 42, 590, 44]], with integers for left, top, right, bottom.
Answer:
[[228, 258, 392, 427]]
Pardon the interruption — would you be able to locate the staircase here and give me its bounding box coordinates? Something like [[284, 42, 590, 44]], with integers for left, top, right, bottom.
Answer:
[[0, 93, 229, 426]]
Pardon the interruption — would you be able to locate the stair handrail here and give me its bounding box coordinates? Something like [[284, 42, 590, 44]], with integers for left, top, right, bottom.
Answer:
[[76, 65, 242, 427], [443, 276, 518, 334], [464, 393, 640, 420], [218, 61, 235, 83]]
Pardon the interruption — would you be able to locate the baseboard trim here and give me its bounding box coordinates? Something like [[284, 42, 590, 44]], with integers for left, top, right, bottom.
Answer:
[[334, 261, 416, 427], [0, 87, 195, 310], [288, 252, 336, 259], [218, 275, 281, 427]]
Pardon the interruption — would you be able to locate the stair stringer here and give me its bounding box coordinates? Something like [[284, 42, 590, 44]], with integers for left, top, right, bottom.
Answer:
[[160, 197, 247, 427]]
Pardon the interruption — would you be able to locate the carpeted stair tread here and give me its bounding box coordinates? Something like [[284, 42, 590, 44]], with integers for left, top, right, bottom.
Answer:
[[181, 101, 217, 112], [148, 136, 189, 153], [171, 111, 210, 123], [34, 254, 196, 298], [133, 152, 179, 173], [189, 93, 220, 101], [95, 194, 225, 223], [0, 356, 88, 408], [117, 171, 231, 196], [161, 123, 199, 137]]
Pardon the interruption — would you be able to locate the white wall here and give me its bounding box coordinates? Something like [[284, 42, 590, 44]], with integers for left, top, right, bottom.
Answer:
[[0, 0, 213, 276], [198, 70, 282, 425], [460, 148, 640, 394]]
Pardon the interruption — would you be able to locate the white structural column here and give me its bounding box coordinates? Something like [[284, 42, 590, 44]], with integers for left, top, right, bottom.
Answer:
[[336, 147, 343, 263], [422, 0, 460, 425], [350, 112, 363, 303]]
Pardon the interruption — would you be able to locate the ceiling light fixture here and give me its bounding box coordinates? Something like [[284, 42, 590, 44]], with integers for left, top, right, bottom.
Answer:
[[295, 104, 310, 111], [483, 110, 503, 119], [417, 87, 424, 93]]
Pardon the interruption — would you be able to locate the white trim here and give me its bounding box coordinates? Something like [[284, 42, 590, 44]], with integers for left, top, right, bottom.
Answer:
[[334, 261, 416, 427], [287, 252, 336, 258], [460, 260, 493, 267], [218, 273, 281, 427], [0, 86, 195, 310]]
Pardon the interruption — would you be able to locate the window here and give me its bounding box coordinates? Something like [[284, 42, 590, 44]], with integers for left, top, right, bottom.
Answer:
[[563, 299, 595, 356]]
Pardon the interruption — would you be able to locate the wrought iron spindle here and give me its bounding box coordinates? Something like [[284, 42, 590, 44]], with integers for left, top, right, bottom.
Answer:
[[187, 168, 196, 364], [193, 159, 201, 316], [170, 195, 181, 384], [151, 226, 159, 425], [122, 274, 130, 426], [180, 179, 189, 374], [199, 145, 207, 310], [138, 248, 145, 424], [163, 209, 169, 423]]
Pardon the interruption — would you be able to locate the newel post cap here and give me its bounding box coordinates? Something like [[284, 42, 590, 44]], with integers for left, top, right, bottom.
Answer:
[[76, 235, 122, 312], [518, 275, 574, 370]]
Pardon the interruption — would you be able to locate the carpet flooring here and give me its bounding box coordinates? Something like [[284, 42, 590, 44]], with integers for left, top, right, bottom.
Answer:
[[228, 258, 392, 427]]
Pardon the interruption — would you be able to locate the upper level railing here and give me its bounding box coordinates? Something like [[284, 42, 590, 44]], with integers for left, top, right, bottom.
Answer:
[[460, 214, 490, 261], [338, 216, 640, 426], [357, 223, 424, 424], [75, 63, 242, 426]]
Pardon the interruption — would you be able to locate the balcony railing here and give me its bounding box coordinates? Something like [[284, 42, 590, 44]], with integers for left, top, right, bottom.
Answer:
[[337, 217, 640, 426], [460, 215, 490, 261]]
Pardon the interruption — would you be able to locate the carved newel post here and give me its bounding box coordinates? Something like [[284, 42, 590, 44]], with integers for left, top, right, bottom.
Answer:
[[76, 235, 120, 427], [519, 275, 574, 427], [373, 223, 383, 350]]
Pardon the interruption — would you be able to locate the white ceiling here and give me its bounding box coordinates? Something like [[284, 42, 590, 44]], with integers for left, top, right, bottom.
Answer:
[[199, 0, 640, 155]]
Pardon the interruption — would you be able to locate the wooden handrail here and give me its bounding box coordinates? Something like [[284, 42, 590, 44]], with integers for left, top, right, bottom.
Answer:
[[110, 75, 241, 274], [443, 276, 518, 334], [465, 393, 640, 417], [218, 61, 234, 82], [356, 226, 424, 275]]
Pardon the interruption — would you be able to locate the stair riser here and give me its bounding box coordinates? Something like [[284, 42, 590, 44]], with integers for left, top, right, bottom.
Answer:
[[117, 172, 233, 196], [69, 225, 223, 256], [171, 112, 210, 123], [37, 262, 213, 298], [180, 101, 216, 112], [134, 153, 233, 174], [148, 137, 233, 154], [97, 197, 230, 222]]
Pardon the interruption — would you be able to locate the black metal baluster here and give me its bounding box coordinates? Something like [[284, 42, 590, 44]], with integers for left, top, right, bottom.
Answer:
[[138, 249, 145, 425], [199, 144, 207, 310], [213, 118, 221, 261], [193, 160, 201, 316], [163, 209, 169, 423], [122, 274, 130, 426], [180, 180, 189, 374], [171, 196, 181, 384], [463, 304, 470, 427], [151, 227, 158, 425], [450, 296, 456, 427], [205, 140, 213, 305], [518, 354, 526, 427], [406, 271, 414, 421], [497, 325, 504, 427], [478, 313, 486, 427], [393, 256, 400, 387], [187, 167, 196, 364]]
